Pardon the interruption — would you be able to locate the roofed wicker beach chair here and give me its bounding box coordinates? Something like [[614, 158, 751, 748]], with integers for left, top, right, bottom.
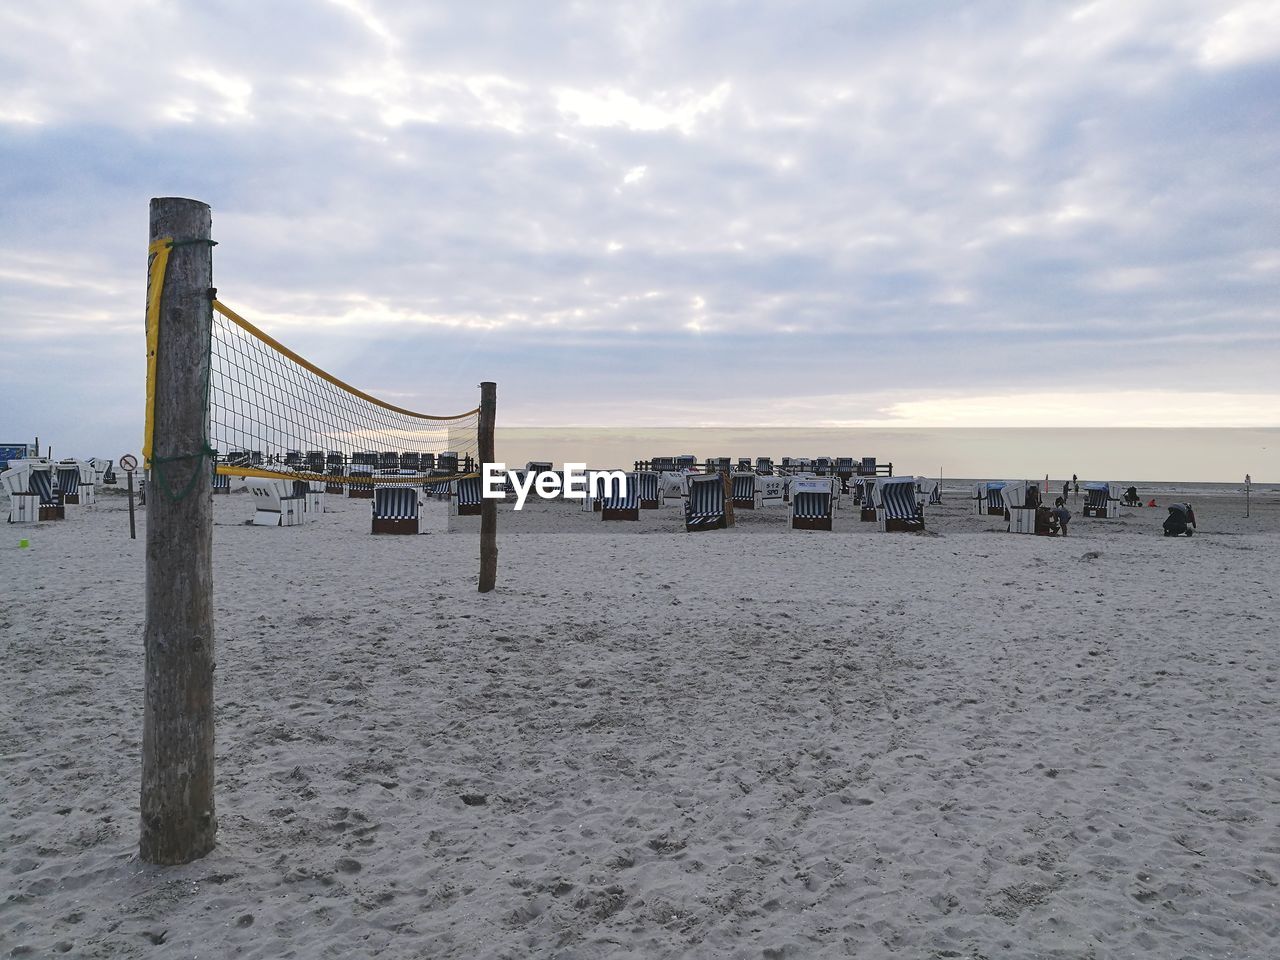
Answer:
[[685, 473, 729, 532], [347, 467, 374, 499], [324, 452, 345, 494], [635, 470, 662, 509], [1002, 480, 1059, 535], [876, 476, 925, 532], [791, 478, 835, 531], [1, 461, 43, 522], [246, 477, 304, 526], [580, 471, 604, 512], [372, 485, 423, 534], [28, 463, 61, 520], [55, 464, 81, 512], [974, 481, 1006, 516], [1082, 482, 1120, 518], [858, 478, 877, 521], [731, 472, 761, 510], [601, 472, 641, 521], [453, 474, 483, 516], [212, 460, 231, 494], [915, 477, 941, 505]]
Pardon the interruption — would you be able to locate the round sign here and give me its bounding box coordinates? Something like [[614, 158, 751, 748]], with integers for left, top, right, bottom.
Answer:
[[120, 454, 139, 472]]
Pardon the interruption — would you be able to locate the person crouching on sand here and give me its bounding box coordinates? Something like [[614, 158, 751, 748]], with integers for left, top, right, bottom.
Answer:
[[1052, 497, 1071, 535]]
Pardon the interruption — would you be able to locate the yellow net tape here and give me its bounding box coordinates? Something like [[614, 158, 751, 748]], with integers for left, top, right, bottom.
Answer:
[[142, 237, 173, 466]]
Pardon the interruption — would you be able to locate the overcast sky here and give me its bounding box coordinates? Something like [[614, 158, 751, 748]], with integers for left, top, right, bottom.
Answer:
[[2, 1, 1279, 457]]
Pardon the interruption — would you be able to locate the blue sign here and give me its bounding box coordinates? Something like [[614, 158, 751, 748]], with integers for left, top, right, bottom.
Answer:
[[0, 443, 32, 470]]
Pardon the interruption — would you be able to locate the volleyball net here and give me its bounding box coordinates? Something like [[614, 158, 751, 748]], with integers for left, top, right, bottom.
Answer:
[[144, 238, 481, 488], [207, 301, 480, 483]]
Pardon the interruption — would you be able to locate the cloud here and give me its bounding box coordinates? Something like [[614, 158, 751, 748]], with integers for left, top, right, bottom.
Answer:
[[1, 0, 1278, 459]]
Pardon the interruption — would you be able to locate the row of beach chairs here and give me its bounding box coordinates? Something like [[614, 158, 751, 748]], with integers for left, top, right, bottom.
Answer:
[[2, 459, 100, 523], [358, 471, 928, 535]]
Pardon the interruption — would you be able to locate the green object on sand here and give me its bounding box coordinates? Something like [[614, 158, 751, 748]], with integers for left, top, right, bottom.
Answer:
[[19, 539, 29, 548]]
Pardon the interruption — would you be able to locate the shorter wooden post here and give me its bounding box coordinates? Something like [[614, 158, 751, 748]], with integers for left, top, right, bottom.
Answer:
[[722, 469, 735, 527], [127, 470, 137, 540], [478, 381, 497, 593]]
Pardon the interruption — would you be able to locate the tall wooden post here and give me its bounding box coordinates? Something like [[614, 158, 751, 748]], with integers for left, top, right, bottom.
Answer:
[[140, 197, 217, 864], [478, 381, 498, 592]]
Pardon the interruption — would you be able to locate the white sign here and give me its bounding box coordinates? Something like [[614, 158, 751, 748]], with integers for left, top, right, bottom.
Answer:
[[120, 454, 139, 472]]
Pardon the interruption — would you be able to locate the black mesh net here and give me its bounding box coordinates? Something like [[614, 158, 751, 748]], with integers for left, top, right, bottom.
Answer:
[[208, 301, 479, 482]]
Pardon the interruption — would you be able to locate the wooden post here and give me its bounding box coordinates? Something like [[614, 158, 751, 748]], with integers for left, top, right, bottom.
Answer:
[[126, 470, 137, 540], [140, 197, 217, 864], [722, 469, 735, 527], [478, 381, 498, 593]]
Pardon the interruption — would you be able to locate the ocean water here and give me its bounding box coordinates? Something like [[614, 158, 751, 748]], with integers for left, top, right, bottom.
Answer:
[[492, 427, 1279, 485]]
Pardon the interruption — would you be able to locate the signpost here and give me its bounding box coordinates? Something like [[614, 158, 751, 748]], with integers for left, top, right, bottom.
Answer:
[[1245, 473, 1251, 518], [121, 454, 139, 539]]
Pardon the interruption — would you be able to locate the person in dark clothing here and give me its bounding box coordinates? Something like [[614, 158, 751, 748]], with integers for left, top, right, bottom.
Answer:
[[1024, 483, 1041, 509], [1123, 485, 1140, 506], [1052, 497, 1071, 535], [1062, 481, 1070, 502], [1163, 502, 1196, 537]]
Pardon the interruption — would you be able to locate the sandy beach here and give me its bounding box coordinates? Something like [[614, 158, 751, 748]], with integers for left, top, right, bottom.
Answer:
[[3, 486, 1279, 958]]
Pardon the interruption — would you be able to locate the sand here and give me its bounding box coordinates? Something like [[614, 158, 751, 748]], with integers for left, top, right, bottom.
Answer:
[[2, 486, 1279, 958]]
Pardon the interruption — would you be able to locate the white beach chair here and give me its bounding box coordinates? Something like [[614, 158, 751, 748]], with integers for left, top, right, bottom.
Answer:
[[2, 462, 42, 523], [659, 471, 686, 506], [246, 477, 303, 526], [305, 480, 325, 516]]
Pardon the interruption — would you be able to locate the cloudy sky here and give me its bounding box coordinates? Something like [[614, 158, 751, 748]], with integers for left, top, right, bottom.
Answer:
[[2, 0, 1279, 458]]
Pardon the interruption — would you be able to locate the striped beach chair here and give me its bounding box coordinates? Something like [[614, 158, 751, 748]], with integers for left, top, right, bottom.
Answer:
[[685, 474, 729, 532], [372, 485, 422, 534], [453, 475, 483, 516], [212, 465, 231, 494], [876, 476, 925, 532], [56, 465, 80, 509], [731, 473, 761, 510], [858, 478, 877, 521], [1082, 482, 1120, 519], [29, 465, 60, 520], [347, 468, 374, 499], [635, 470, 662, 509], [601, 472, 640, 521], [791, 478, 834, 531], [425, 474, 452, 500], [974, 481, 1005, 516]]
